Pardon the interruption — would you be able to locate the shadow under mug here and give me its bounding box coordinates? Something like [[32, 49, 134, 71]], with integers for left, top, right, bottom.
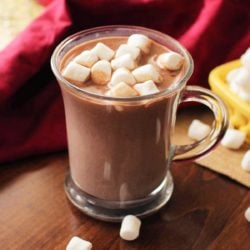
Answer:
[[51, 26, 228, 222]]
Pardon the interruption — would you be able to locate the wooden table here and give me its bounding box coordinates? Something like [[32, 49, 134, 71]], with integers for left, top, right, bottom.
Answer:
[[1, 110, 250, 250]]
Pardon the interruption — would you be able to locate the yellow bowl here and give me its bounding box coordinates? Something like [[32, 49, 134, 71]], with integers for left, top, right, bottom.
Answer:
[[209, 60, 250, 143]]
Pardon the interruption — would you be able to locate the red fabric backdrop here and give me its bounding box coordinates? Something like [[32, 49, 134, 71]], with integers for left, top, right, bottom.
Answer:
[[0, 0, 249, 163]]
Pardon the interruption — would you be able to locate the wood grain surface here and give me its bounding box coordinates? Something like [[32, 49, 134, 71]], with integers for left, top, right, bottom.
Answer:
[[1, 151, 250, 249]]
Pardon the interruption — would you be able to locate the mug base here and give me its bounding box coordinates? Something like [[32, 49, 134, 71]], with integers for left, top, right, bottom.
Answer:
[[64, 171, 174, 222]]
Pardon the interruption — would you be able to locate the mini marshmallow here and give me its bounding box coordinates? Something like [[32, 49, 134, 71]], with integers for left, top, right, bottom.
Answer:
[[111, 54, 137, 70], [241, 48, 250, 70], [226, 68, 241, 83], [221, 128, 246, 149], [134, 80, 159, 96], [120, 215, 141, 241], [91, 42, 114, 61], [115, 44, 141, 60], [127, 34, 151, 54], [66, 236, 92, 250], [62, 61, 90, 84], [74, 50, 98, 68], [187, 119, 211, 141], [238, 91, 250, 101], [132, 64, 162, 84], [91, 60, 112, 85], [110, 68, 136, 87], [244, 207, 250, 222], [109, 82, 138, 97], [233, 67, 250, 92], [241, 150, 250, 172], [157, 51, 184, 71]]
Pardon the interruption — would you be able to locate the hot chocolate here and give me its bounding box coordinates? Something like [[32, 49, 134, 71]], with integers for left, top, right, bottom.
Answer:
[[59, 34, 186, 201]]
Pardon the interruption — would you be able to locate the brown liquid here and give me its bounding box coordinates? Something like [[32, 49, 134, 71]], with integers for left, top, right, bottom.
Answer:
[[59, 37, 185, 201]]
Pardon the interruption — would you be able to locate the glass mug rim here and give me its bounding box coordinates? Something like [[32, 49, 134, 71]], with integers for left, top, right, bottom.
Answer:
[[51, 25, 194, 102]]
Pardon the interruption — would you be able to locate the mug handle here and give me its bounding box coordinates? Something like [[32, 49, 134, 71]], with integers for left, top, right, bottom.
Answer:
[[173, 85, 229, 162]]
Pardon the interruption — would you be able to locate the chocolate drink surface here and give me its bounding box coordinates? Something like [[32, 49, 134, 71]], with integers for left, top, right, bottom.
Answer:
[[60, 36, 186, 201]]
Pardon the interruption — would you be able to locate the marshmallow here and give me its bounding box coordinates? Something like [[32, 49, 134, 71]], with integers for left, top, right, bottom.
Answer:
[[74, 50, 98, 68], [132, 64, 162, 84], [62, 61, 90, 84], [157, 51, 184, 70], [226, 68, 241, 83], [233, 67, 250, 92], [244, 207, 250, 222], [66, 236, 92, 250], [115, 44, 141, 60], [111, 54, 137, 70], [120, 215, 141, 241], [110, 68, 136, 87], [221, 128, 246, 149], [188, 119, 211, 141], [91, 60, 112, 85], [134, 80, 159, 96], [91, 42, 114, 61], [238, 91, 250, 101], [241, 150, 250, 172], [109, 82, 138, 97], [127, 34, 151, 54], [241, 48, 250, 70]]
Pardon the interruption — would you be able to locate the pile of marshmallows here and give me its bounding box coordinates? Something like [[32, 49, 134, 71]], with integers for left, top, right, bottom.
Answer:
[[227, 48, 250, 101], [66, 215, 141, 250], [62, 34, 184, 97]]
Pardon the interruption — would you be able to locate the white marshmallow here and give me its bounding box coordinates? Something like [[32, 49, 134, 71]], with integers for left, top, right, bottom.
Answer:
[[120, 215, 141, 241], [241, 48, 250, 70], [229, 81, 241, 94], [226, 68, 241, 83], [74, 50, 98, 68], [115, 44, 141, 60], [238, 91, 250, 101], [109, 82, 138, 98], [62, 61, 90, 84], [157, 52, 184, 70], [221, 128, 246, 149], [241, 150, 250, 172], [91, 60, 112, 85], [66, 236, 92, 250], [233, 67, 250, 92], [127, 34, 151, 54], [132, 64, 162, 84], [110, 68, 136, 87], [91, 42, 114, 61], [187, 119, 210, 141], [134, 80, 159, 96], [111, 54, 137, 70], [244, 207, 250, 222]]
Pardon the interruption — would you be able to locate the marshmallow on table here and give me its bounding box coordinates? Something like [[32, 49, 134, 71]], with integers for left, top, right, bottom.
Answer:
[[241, 150, 250, 172], [74, 50, 98, 68], [244, 207, 250, 222], [132, 64, 162, 84], [220, 128, 246, 149], [127, 34, 151, 54], [91, 42, 114, 61], [91, 60, 112, 85], [134, 80, 159, 96], [111, 54, 137, 70], [109, 82, 138, 97], [232, 67, 250, 92], [241, 48, 250, 70], [62, 61, 90, 84], [157, 51, 184, 71], [110, 67, 136, 87], [115, 44, 141, 60], [188, 119, 211, 141], [66, 236, 92, 250], [120, 215, 141, 241]]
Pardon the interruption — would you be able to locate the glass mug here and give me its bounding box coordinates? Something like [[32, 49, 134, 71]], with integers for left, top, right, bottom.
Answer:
[[51, 26, 228, 222]]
